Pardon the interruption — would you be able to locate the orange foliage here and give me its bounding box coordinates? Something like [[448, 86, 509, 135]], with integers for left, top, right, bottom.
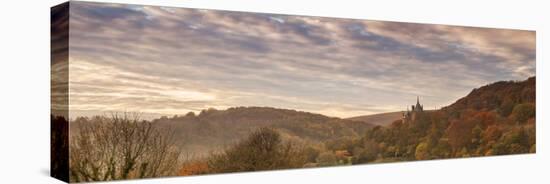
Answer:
[[446, 119, 476, 152], [483, 125, 502, 144], [178, 161, 209, 176], [474, 111, 496, 127], [335, 150, 351, 157]]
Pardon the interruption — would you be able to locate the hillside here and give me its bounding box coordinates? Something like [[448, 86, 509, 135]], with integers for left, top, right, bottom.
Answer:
[[149, 107, 374, 156], [347, 111, 403, 126], [443, 76, 535, 116], [338, 76, 536, 164]]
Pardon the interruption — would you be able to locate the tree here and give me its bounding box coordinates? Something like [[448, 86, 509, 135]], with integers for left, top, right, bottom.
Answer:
[[446, 120, 475, 155], [69, 114, 181, 182], [511, 103, 535, 124], [179, 161, 209, 176], [499, 96, 515, 117], [504, 127, 529, 152], [482, 125, 502, 144], [426, 122, 442, 148], [415, 142, 430, 160], [471, 125, 483, 148], [316, 151, 338, 166], [207, 128, 307, 173], [352, 139, 379, 164], [456, 147, 470, 157], [302, 146, 321, 163], [185, 111, 196, 117], [431, 138, 451, 158], [491, 127, 529, 155]]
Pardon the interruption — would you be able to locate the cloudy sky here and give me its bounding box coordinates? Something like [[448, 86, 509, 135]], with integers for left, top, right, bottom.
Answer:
[[67, 2, 535, 119]]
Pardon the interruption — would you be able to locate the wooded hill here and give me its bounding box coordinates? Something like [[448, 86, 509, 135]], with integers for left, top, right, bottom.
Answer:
[[151, 107, 373, 156], [340, 76, 536, 164]]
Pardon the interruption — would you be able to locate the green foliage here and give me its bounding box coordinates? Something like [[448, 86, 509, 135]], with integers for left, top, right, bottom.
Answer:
[[415, 142, 430, 160], [430, 139, 451, 158], [511, 103, 535, 123], [499, 98, 515, 117], [471, 125, 483, 148]]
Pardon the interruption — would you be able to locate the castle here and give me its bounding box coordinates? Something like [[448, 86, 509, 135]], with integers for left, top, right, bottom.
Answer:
[[402, 96, 424, 123]]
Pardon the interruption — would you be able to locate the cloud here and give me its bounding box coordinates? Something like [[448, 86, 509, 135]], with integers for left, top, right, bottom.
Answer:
[[51, 2, 70, 117], [66, 2, 535, 118]]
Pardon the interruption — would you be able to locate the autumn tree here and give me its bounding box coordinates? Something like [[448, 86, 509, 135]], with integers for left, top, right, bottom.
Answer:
[[207, 128, 307, 173], [499, 97, 515, 117], [471, 125, 483, 148], [302, 146, 321, 163], [415, 142, 430, 160], [316, 151, 339, 166], [69, 114, 181, 182], [446, 119, 475, 155], [352, 139, 380, 164], [511, 103, 535, 124], [179, 161, 209, 176], [482, 125, 502, 144]]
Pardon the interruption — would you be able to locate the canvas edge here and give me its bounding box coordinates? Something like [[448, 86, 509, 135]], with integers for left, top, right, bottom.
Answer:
[[51, 1, 70, 183]]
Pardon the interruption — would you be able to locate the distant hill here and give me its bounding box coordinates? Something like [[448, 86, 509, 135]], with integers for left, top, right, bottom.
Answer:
[[149, 107, 374, 156], [347, 111, 403, 126]]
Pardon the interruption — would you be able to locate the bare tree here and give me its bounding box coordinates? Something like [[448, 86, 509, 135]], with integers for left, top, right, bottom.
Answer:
[[69, 114, 181, 182]]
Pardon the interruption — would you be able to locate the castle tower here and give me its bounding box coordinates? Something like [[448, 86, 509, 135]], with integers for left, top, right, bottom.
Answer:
[[415, 96, 423, 112], [404, 97, 424, 123]]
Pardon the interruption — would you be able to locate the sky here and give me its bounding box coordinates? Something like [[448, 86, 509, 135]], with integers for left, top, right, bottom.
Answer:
[[66, 2, 535, 119]]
